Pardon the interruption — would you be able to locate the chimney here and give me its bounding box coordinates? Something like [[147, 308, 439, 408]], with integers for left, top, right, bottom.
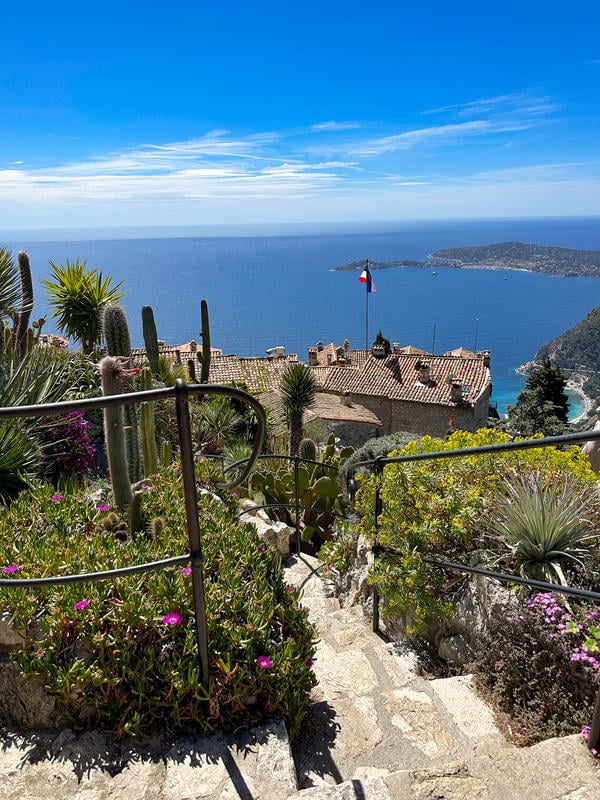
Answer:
[[344, 338, 350, 352], [189, 340, 197, 353], [327, 353, 332, 364], [308, 347, 318, 366], [417, 361, 431, 384], [392, 342, 401, 354], [482, 350, 491, 368], [317, 341, 324, 352], [450, 380, 464, 403]]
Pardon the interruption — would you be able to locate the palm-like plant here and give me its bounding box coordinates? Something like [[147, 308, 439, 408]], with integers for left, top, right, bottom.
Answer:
[[490, 472, 599, 584], [280, 363, 317, 456], [41, 259, 125, 353]]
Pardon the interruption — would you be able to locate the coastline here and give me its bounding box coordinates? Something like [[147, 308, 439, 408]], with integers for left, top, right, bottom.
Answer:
[[516, 362, 594, 424], [566, 375, 595, 424]]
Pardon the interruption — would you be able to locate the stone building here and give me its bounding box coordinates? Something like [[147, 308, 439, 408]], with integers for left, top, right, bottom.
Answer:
[[307, 340, 492, 439]]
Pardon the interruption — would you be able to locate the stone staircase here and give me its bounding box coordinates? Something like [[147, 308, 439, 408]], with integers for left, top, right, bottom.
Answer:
[[0, 553, 597, 799]]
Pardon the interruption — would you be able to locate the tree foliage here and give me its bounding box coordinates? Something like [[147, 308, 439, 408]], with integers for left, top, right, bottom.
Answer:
[[505, 359, 570, 436]]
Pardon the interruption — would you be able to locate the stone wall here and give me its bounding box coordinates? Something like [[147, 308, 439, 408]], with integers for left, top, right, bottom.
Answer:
[[346, 389, 491, 439]]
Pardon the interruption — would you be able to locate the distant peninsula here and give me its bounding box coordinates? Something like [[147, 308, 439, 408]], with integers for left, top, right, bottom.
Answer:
[[334, 242, 600, 277]]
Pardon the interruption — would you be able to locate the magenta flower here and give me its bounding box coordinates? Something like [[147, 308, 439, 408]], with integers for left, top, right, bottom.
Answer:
[[74, 599, 89, 610], [3, 564, 19, 574], [96, 504, 110, 512], [162, 612, 182, 626], [182, 567, 191, 575], [258, 546, 266, 554], [305, 657, 314, 668], [288, 585, 295, 593], [256, 655, 272, 669], [50, 494, 63, 502]]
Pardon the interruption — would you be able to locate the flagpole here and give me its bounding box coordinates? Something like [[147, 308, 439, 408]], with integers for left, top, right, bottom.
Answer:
[[365, 258, 369, 352]]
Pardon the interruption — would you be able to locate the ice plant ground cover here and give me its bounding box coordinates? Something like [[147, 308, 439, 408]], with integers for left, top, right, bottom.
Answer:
[[0, 461, 317, 739]]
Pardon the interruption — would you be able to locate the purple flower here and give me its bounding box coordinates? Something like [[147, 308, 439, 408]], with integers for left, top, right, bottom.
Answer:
[[256, 655, 271, 669], [258, 546, 266, 554], [162, 612, 182, 626], [288, 585, 295, 593], [305, 657, 314, 668], [74, 599, 89, 610], [50, 494, 63, 502], [96, 504, 110, 512], [182, 567, 191, 575], [3, 564, 19, 574]]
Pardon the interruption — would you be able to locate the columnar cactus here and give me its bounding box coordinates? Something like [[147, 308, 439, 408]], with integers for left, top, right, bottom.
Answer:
[[139, 368, 159, 477], [14, 251, 33, 361], [197, 299, 211, 384], [101, 305, 140, 482], [99, 356, 134, 512], [299, 437, 317, 462], [141, 305, 160, 379], [103, 305, 132, 357]]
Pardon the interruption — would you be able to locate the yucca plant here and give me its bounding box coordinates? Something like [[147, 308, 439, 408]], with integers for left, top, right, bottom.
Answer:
[[279, 363, 317, 457], [41, 259, 125, 353], [490, 472, 599, 584]]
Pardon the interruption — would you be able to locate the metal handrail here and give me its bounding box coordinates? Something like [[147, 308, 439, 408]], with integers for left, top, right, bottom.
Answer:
[[350, 427, 600, 753], [0, 380, 266, 686]]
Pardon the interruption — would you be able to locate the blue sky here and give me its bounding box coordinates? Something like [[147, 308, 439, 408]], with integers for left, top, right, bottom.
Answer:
[[1, 1, 598, 229]]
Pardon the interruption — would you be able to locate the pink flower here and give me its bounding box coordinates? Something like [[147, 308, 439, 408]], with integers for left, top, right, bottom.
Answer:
[[74, 600, 89, 610], [50, 494, 63, 502], [96, 504, 110, 512], [162, 612, 182, 626], [3, 564, 19, 574], [256, 655, 271, 669], [182, 567, 191, 575], [288, 585, 295, 593]]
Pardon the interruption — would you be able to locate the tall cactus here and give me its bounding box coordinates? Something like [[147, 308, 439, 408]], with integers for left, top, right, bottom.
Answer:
[[99, 356, 134, 512], [141, 305, 160, 379], [139, 367, 158, 477], [101, 305, 140, 482], [103, 304, 132, 357], [197, 299, 211, 383], [14, 251, 33, 362]]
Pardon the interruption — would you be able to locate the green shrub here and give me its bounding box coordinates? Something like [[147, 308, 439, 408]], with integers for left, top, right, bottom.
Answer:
[[0, 463, 317, 738], [355, 428, 598, 634]]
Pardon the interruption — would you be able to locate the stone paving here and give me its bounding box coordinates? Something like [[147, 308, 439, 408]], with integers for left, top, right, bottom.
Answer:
[[0, 553, 598, 799]]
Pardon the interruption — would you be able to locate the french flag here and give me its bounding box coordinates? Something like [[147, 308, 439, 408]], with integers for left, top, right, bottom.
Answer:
[[359, 265, 376, 293]]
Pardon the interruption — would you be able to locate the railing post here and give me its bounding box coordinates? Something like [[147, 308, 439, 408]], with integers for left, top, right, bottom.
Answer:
[[174, 379, 210, 686], [589, 686, 600, 754], [294, 455, 301, 555], [372, 458, 383, 633]]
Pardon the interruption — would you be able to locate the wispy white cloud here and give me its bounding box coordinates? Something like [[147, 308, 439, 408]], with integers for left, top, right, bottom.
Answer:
[[422, 90, 559, 118], [310, 121, 361, 131]]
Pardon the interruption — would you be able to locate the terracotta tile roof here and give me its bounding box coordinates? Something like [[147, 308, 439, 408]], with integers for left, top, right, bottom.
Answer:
[[444, 347, 478, 358], [307, 393, 382, 426], [313, 353, 490, 408], [207, 354, 299, 393]]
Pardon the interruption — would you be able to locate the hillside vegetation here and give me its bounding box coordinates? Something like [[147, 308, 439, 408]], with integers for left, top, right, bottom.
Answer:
[[431, 241, 600, 276]]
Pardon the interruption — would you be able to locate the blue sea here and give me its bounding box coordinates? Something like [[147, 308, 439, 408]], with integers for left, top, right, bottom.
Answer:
[[3, 217, 600, 417]]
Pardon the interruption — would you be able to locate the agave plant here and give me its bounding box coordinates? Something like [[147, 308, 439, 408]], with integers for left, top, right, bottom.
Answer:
[[0, 349, 71, 502], [490, 472, 599, 584]]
